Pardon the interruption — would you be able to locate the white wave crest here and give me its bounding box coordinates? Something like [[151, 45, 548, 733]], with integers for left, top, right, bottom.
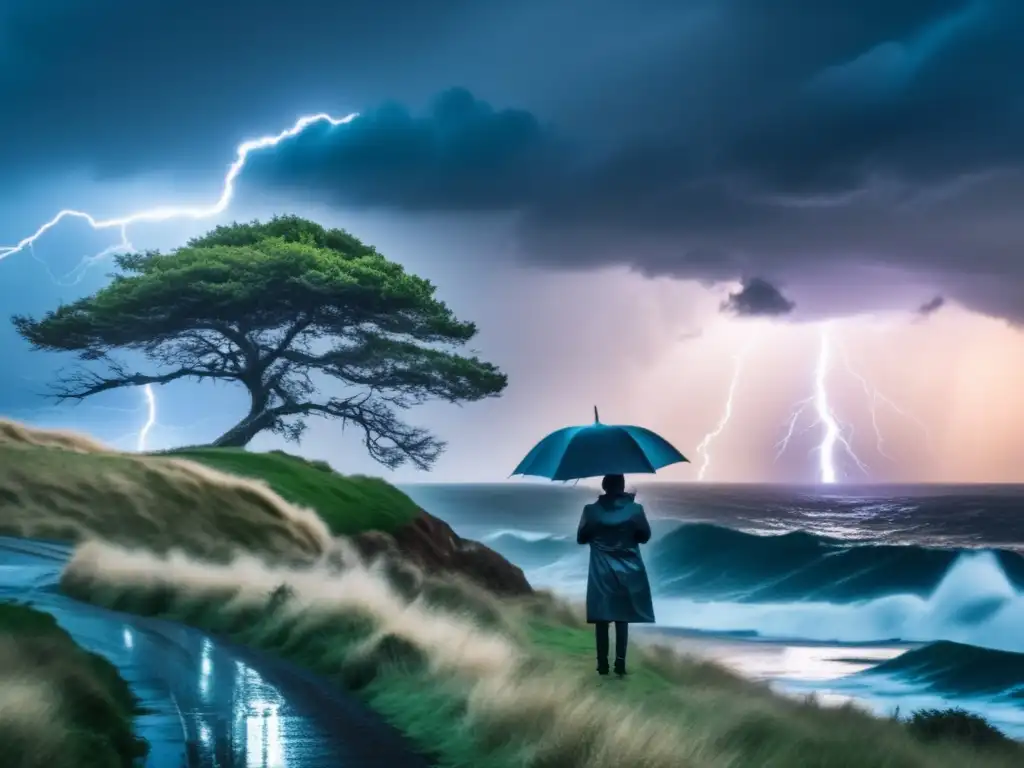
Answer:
[[656, 552, 1024, 652], [482, 529, 567, 543]]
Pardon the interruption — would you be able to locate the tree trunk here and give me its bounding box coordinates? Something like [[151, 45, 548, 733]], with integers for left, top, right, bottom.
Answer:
[[210, 410, 275, 447], [208, 379, 280, 448]]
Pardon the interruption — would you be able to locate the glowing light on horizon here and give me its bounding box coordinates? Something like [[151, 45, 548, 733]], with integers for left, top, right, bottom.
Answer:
[[2, 110, 360, 447]]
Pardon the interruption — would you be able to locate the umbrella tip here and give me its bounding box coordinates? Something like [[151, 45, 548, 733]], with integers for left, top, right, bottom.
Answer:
[[594, 405, 600, 423]]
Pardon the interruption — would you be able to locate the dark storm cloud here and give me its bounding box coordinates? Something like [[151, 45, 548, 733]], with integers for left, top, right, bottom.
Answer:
[[0, 0, 479, 177], [6, 0, 1024, 320], [512, 0, 1024, 321], [916, 295, 946, 316], [241, 89, 565, 210], [238, 0, 1024, 320], [721, 278, 796, 317]]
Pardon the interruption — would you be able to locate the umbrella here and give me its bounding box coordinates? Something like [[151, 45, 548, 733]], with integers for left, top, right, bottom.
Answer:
[[511, 407, 689, 481]]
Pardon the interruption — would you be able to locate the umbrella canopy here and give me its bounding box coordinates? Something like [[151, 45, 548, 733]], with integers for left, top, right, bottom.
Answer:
[[512, 407, 689, 481]]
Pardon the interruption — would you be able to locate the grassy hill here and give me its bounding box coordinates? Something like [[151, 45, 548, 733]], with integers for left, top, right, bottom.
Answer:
[[0, 420, 419, 560], [167, 447, 420, 535]]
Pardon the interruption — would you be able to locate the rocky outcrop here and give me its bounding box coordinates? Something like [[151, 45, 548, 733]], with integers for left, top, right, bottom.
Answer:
[[351, 509, 532, 597]]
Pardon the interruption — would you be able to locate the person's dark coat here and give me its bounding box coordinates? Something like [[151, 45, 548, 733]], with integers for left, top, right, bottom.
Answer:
[[576, 493, 655, 624]]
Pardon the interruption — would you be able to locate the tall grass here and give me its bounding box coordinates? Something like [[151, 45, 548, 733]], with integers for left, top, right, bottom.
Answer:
[[0, 601, 148, 768], [0, 420, 331, 561], [61, 541, 1024, 768]]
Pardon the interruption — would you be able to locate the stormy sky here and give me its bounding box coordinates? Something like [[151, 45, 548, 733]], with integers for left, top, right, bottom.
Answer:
[[2, 0, 1023, 483]]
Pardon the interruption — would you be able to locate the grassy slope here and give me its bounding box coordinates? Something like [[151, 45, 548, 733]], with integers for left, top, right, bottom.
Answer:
[[0, 601, 148, 768], [6, 434, 1012, 767], [0, 440, 330, 561], [169, 447, 420, 535]]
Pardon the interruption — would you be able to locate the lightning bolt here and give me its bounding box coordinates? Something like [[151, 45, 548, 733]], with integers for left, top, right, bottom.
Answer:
[[696, 344, 749, 481], [813, 325, 870, 483], [29, 226, 136, 288], [813, 326, 843, 483], [1, 111, 358, 263], [2, 110, 360, 446], [689, 314, 931, 484], [841, 344, 890, 460], [775, 325, 870, 483], [137, 384, 156, 452], [841, 342, 934, 459], [774, 396, 814, 460]]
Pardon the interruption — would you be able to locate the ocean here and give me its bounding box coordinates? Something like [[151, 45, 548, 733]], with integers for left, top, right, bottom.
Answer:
[[401, 482, 1024, 737]]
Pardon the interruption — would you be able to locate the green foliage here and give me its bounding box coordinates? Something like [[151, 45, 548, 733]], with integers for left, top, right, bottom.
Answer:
[[170, 446, 421, 535], [12, 215, 507, 468]]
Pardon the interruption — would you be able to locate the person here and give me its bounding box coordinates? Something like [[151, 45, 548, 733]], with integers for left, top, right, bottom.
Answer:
[[576, 473, 655, 676]]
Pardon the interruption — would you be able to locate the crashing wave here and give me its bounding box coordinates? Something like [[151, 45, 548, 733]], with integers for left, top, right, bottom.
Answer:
[[647, 522, 1024, 603]]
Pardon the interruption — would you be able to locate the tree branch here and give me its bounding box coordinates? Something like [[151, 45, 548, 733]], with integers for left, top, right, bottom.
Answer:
[[263, 393, 443, 470], [196, 321, 260, 368], [51, 362, 238, 401], [264, 316, 313, 364], [279, 336, 503, 405]]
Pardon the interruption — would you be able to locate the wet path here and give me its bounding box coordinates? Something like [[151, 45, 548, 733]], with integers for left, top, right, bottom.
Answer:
[[0, 537, 431, 768]]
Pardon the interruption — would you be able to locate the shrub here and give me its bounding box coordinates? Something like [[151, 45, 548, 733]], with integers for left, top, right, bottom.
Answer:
[[904, 707, 1018, 751]]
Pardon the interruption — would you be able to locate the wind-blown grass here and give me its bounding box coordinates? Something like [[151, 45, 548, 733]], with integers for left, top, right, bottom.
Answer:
[[61, 541, 1024, 768], [0, 420, 333, 561], [0, 601, 148, 768], [0, 421, 419, 558]]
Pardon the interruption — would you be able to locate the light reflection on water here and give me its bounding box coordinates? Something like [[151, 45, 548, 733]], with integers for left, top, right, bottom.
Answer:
[[645, 631, 905, 681], [234, 660, 285, 768], [200, 637, 213, 698], [184, 655, 289, 766], [0, 537, 429, 768]]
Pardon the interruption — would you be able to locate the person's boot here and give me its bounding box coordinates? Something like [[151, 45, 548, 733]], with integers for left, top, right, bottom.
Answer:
[[613, 658, 627, 677], [595, 623, 610, 675]]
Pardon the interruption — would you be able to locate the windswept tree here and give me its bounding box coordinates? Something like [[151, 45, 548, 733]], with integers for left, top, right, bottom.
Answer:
[[13, 216, 507, 469]]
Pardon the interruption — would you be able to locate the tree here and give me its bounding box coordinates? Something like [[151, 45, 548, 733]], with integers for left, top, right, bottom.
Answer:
[[13, 216, 507, 469]]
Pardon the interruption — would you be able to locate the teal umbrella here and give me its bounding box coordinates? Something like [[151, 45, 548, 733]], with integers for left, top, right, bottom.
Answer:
[[512, 407, 689, 481]]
